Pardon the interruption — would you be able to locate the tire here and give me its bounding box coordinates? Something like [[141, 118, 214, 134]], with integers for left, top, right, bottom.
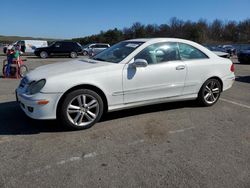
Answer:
[[58, 89, 104, 130], [40, 51, 48, 59], [198, 79, 222, 107], [83, 51, 88, 56], [70, 51, 77, 58], [19, 65, 28, 78], [3, 47, 7, 54], [2, 64, 15, 77], [2, 65, 7, 77]]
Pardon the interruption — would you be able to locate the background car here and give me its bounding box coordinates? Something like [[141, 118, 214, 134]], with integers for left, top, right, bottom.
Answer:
[[237, 48, 250, 64], [221, 45, 237, 56], [34, 41, 82, 58], [16, 38, 235, 130], [82, 43, 110, 56], [204, 46, 230, 58]]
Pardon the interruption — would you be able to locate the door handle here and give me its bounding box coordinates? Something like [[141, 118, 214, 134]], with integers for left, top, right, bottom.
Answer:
[[176, 65, 185, 70]]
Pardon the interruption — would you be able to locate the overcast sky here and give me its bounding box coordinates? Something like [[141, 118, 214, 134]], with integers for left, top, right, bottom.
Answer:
[[1, 0, 249, 39]]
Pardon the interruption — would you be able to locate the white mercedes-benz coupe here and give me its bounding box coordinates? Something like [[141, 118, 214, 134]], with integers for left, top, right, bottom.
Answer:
[[16, 38, 235, 130]]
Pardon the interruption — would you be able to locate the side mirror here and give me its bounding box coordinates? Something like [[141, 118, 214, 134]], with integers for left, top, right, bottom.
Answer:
[[133, 59, 148, 68]]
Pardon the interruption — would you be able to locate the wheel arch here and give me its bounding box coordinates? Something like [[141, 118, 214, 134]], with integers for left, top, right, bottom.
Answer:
[[200, 76, 224, 93], [56, 84, 108, 118], [40, 50, 49, 56]]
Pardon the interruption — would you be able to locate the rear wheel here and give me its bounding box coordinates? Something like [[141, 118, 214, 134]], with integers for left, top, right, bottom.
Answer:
[[198, 79, 222, 106], [58, 89, 104, 130], [40, 51, 48, 58], [19, 65, 28, 78], [70, 51, 77, 58]]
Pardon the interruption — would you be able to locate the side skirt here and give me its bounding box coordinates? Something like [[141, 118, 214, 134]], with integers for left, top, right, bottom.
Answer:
[[108, 94, 197, 112]]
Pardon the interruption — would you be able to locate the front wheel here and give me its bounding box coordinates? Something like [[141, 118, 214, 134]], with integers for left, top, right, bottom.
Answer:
[[198, 79, 222, 106], [83, 51, 88, 56], [40, 51, 48, 59], [58, 89, 104, 130]]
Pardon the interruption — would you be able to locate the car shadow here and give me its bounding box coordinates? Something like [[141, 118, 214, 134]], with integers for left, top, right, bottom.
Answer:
[[235, 76, 250, 84], [0, 100, 199, 135], [0, 101, 68, 135], [102, 100, 198, 122]]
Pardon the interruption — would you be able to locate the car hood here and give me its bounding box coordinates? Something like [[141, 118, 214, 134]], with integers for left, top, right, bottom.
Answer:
[[26, 59, 112, 81]]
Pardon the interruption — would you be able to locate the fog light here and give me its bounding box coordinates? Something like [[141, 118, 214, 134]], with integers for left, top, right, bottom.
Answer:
[[28, 106, 34, 113]]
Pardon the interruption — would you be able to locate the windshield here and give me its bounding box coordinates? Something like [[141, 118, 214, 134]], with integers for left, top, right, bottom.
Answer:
[[48, 41, 56, 47], [91, 41, 144, 63], [82, 44, 92, 48]]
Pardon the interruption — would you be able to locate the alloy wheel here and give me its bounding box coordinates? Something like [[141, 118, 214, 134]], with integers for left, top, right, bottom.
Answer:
[[66, 94, 100, 127], [203, 80, 220, 105]]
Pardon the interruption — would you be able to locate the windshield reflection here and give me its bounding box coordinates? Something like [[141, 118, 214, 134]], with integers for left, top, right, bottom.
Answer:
[[91, 41, 144, 63]]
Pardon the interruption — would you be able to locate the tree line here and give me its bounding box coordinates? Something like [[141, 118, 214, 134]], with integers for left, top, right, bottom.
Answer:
[[72, 18, 250, 45]]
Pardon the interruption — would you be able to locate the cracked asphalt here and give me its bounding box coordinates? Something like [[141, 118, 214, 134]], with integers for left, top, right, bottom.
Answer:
[[0, 56, 249, 188]]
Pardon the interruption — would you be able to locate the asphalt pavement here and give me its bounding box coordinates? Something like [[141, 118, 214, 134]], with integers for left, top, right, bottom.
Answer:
[[0, 56, 249, 188]]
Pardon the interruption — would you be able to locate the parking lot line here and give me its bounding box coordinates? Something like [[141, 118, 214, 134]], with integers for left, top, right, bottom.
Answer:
[[169, 127, 195, 134], [220, 98, 250, 109]]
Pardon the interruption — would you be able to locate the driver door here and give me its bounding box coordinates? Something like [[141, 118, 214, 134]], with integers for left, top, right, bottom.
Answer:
[[123, 42, 187, 104], [52, 42, 63, 55]]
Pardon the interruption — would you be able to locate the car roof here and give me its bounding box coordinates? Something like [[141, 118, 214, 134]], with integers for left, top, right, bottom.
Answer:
[[122, 38, 219, 61], [91, 43, 110, 45], [125, 38, 199, 44]]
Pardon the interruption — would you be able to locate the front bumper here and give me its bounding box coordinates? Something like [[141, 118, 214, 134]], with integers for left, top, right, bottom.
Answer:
[[16, 88, 63, 120]]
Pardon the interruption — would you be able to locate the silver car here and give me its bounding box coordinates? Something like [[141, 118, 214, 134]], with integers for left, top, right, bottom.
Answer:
[[82, 43, 110, 56]]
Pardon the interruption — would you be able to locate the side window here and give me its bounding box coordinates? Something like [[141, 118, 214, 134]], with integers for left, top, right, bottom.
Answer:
[[20, 41, 25, 46], [63, 42, 72, 49], [55, 42, 62, 48], [134, 42, 180, 65], [178, 43, 208, 60], [17, 41, 25, 46], [100, 45, 108, 48]]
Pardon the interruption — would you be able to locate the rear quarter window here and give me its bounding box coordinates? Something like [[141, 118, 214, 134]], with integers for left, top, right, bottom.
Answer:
[[178, 43, 208, 60]]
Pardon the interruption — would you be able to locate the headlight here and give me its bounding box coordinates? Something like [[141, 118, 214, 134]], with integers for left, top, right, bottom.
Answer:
[[27, 79, 46, 95]]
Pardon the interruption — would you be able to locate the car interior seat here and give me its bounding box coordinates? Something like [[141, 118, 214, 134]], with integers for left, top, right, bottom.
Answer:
[[163, 49, 179, 61]]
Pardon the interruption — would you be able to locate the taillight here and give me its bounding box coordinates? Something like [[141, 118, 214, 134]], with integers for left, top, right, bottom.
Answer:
[[230, 63, 235, 72]]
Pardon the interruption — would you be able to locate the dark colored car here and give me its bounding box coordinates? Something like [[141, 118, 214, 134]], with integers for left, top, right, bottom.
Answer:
[[221, 45, 237, 56], [237, 48, 250, 64], [34, 41, 82, 58], [204, 46, 230, 58]]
